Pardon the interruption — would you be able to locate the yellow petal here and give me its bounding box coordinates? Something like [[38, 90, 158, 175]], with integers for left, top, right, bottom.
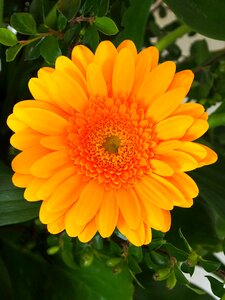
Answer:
[[94, 41, 117, 94], [47, 215, 65, 234], [78, 218, 97, 243], [143, 224, 152, 245], [71, 44, 94, 75], [148, 46, 159, 69], [7, 114, 28, 133], [65, 203, 85, 236], [12, 173, 33, 187], [24, 177, 45, 201], [172, 102, 205, 118], [135, 176, 174, 210], [40, 135, 67, 150], [37, 166, 76, 199], [183, 119, 209, 141], [97, 189, 119, 238], [28, 78, 50, 101], [154, 140, 181, 154], [136, 61, 176, 107], [154, 115, 193, 140], [168, 70, 194, 96], [178, 141, 207, 160], [197, 144, 218, 167], [117, 40, 137, 56], [14, 107, 69, 135], [40, 200, 67, 224], [146, 88, 185, 123], [31, 149, 72, 178], [116, 188, 141, 230], [117, 213, 146, 246], [10, 128, 43, 150], [73, 180, 104, 226], [86, 63, 108, 97], [12, 145, 50, 174], [112, 48, 135, 99], [160, 150, 198, 172], [151, 159, 174, 176], [131, 47, 152, 96], [46, 174, 85, 212]]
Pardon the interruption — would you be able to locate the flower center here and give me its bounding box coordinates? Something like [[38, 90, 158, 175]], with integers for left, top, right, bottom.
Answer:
[[103, 135, 121, 154]]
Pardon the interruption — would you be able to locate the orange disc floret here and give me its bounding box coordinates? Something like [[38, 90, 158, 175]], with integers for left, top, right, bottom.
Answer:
[[7, 40, 217, 246]]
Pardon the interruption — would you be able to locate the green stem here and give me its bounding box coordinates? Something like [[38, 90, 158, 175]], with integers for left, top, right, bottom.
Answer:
[[0, 0, 4, 26], [155, 24, 192, 52]]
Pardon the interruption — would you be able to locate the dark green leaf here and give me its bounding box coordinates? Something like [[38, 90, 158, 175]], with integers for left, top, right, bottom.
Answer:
[[185, 284, 207, 295], [57, 12, 68, 31], [164, 0, 225, 40], [114, 0, 153, 49], [6, 44, 24, 62], [150, 251, 170, 266], [128, 245, 143, 262], [174, 265, 189, 284], [0, 162, 40, 226], [128, 255, 142, 274], [181, 262, 195, 276], [64, 24, 81, 44], [81, 0, 109, 17], [0, 255, 13, 300], [0, 28, 17, 46], [24, 38, 43, 61], [82, 25, 99, 51], [57, 0, 81, 21], [165, 243, 188, 261], [94, 17, 118, 35], [206, 276, 225, 297], [190, 40, 210, 65], [10, 13, 37, 35], [40, 36, 61, 65], [199, 258, 220, 272]]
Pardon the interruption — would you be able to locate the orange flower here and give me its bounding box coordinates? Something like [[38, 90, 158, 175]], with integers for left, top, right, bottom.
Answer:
[[7, 40, 217, 246]]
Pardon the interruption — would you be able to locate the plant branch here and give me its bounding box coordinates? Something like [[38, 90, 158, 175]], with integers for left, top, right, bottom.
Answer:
[[155, 24, 192, 52]]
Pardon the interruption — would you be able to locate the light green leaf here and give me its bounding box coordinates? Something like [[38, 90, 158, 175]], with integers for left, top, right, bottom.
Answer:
[[0, 162, 40, 226], [94, 17, 118, 36], [114, 0, 153, 49], [40, 36, 62, 65], [57, 0, 81, 21], [6, 44, 24, 62], [164, 0, 225, 40], [0, 28, 17, 46], [10, 13, 37, 35]]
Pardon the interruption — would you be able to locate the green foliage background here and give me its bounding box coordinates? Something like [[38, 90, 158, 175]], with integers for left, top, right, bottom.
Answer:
[[0, 0, 225, 299]]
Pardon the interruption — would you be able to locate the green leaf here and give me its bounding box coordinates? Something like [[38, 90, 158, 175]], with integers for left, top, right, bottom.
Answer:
[[206, 276, 225, 297], [185, 284, 207, 295], [10, 13, 37, 35], [57, 12, 68, 31], [0, 28, 17, 46], [6, 44, 24, 62], [199, 258, 221, 272], [40, 36, 61, 65], [164, 0, 225, 40], [82, 25, 99, 51], [81, 0, 109, 17], [94, 17, 118, 36], [114, 0, 153, 49], [174, 265, 189, 285], [57, 0, 81, 21], [190, 40, 210, 66], [24, 39, 43, 61], [165, 243, 188, 261], [0, 162, 40, 226], [181, 262, 195, 276]]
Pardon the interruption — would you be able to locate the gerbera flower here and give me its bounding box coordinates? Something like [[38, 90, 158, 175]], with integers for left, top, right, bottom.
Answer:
[[7, 40, 217, 246]]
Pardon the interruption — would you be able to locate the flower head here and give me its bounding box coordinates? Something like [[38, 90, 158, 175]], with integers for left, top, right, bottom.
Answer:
[[7, 40, 217, 246]]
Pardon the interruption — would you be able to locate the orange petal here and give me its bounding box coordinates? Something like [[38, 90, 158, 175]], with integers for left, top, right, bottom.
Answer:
[[71, 44, 94, 75], [7, 114, 28, 133], [135, 176, 174, 210], [12, 173, 33, 187], [146, 88, 185, 123], [86, 63, 108, 97], [172, 102, 205, 118], [112, 48, 135, 99], [65, 203, 85, 237], [154, 115, 193, 140], [151, 159, 174, 176], [117, 213, 146, 246], [12, 145, 50, 174], [30, 149, 72, 178], [78, 218, 97, 243], [154, 140, 181, 154], [46, 174, 85, 212], [40, 135, 67, 151], [47, 215, 65, 234], [160, 150, 198, 172], [143, 223, 152, 245], [197, 144, 218, 167], [94, 41, 117, 95], [14, 107, 69, 135], [73, 180, 104, 226], [136, 61, 176, 107], [24, 177, 45, 201], [40, 199, 67, 224], [117, 40, 137, 56], [10, 128, 43, 150], [97, 189, 119, 238], [116, 188, 141, 230], [178, 141, 207, 161], [37, 166, 76, 199], [183, 119, 209, 141], [148, 46, 159, 69], [168, 70, 194, 96]]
